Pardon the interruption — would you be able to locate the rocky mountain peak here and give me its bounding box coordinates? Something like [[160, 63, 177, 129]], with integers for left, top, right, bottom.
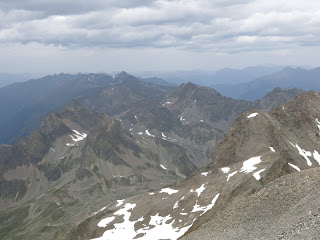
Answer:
[[65, 90, 320, 240], [275, 90, 320, 113], [62, 100, 83, 113], [255, 87, 305, 111], [115, 71, 132, 79], [174, 82, 220, 100]]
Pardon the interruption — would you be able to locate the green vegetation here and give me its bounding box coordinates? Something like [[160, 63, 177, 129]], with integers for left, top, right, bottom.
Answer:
[[0, 205, 29, 239]]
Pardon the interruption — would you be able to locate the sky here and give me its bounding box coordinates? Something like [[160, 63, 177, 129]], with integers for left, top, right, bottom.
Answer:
[[0, 0, 319, 74]]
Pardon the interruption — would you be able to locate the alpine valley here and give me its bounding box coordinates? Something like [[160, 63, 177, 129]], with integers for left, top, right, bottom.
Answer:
[[0, 71, 319, 240]]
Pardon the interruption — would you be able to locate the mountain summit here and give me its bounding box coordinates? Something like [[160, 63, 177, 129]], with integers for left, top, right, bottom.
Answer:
[[59, 91, 320, 240]]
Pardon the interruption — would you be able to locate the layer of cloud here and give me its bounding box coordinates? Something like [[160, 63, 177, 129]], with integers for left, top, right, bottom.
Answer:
[[0, 0, 319, 54]]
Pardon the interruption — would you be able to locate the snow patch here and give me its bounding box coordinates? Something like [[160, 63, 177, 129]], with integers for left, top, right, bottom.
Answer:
[[145, 130, 154, 137], [98, 216, 115, 228], [269, 147, 276, 152], [173, 196, 185, 209], [66, 130, 87, 145], [96, 209, 196, 240], [95, 203, 142, 239], [162, 132, 167, 138], [190, 184, 206, 197], [159, 188, 179, 195], [288, 163, 301, 172], [201, 172, 208, 176], [253, 169, 265, 180], [191, 193, 220, 215], [316, 118, 320, 131], [136, 214, 193, 240], [116, 199, 125, 207], [137, 132, 143, 135], [240, 156, 261, 173], [313, 150, 320, 165], [163, 102, 172, 105], [292, 144, 312, 166], [149, 192, 155, 195], [221, 167, 230, 173], [50, 148, 55, 152], [227, 171, 238, 181], [93, 206, 107, 215], [70, 130, 87, 142], [160, 164, 167, 170], [247, 112, 259, 118]]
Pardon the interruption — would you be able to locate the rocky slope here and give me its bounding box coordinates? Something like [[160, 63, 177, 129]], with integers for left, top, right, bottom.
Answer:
[[119, 83, 303, 168], [0, 74, 306, 240], [0, 101, 197, 240], [60, 90, 320, 240], [79, 72, 171, 117], [0, 72, 170, 144]]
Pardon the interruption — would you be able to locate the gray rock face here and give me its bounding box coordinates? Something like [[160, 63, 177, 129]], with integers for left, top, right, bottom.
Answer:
[[120, 82, 303, 168], [0, 101, 195, 240], [65, 91, 320, 240], [0, 77, 307, 239], [183, 168, 320, 240]]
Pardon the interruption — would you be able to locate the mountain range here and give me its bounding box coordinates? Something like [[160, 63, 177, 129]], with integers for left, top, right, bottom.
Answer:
[[0, 70, 317, 240], [136, 65, 283, 86], [0, 72, 170, 144], [56, 90, 320, 240], [0, 100, 195, 239], [213, 66, 320, 100]]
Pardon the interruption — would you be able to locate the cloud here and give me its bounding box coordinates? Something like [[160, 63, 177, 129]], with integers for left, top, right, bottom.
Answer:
[[0, 0, 319, 55], [0, 0, 154, 15]]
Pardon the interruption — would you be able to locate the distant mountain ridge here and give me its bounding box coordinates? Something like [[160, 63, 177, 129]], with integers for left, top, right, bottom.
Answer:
[[213, 66, 320, 100], [79, 72, 171, 117], [0, 72, 171, 144], [136, 65, 283, 86]]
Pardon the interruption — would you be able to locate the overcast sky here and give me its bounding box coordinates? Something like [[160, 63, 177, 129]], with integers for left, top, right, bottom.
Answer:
[[0, 0, 319, 73]]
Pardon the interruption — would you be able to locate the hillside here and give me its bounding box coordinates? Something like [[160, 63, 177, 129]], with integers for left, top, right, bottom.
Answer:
[[0, 74, 307, 240], [58, 91, 320, 240], [0, 101, 197, 240], [118, 83, 303, 167]]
